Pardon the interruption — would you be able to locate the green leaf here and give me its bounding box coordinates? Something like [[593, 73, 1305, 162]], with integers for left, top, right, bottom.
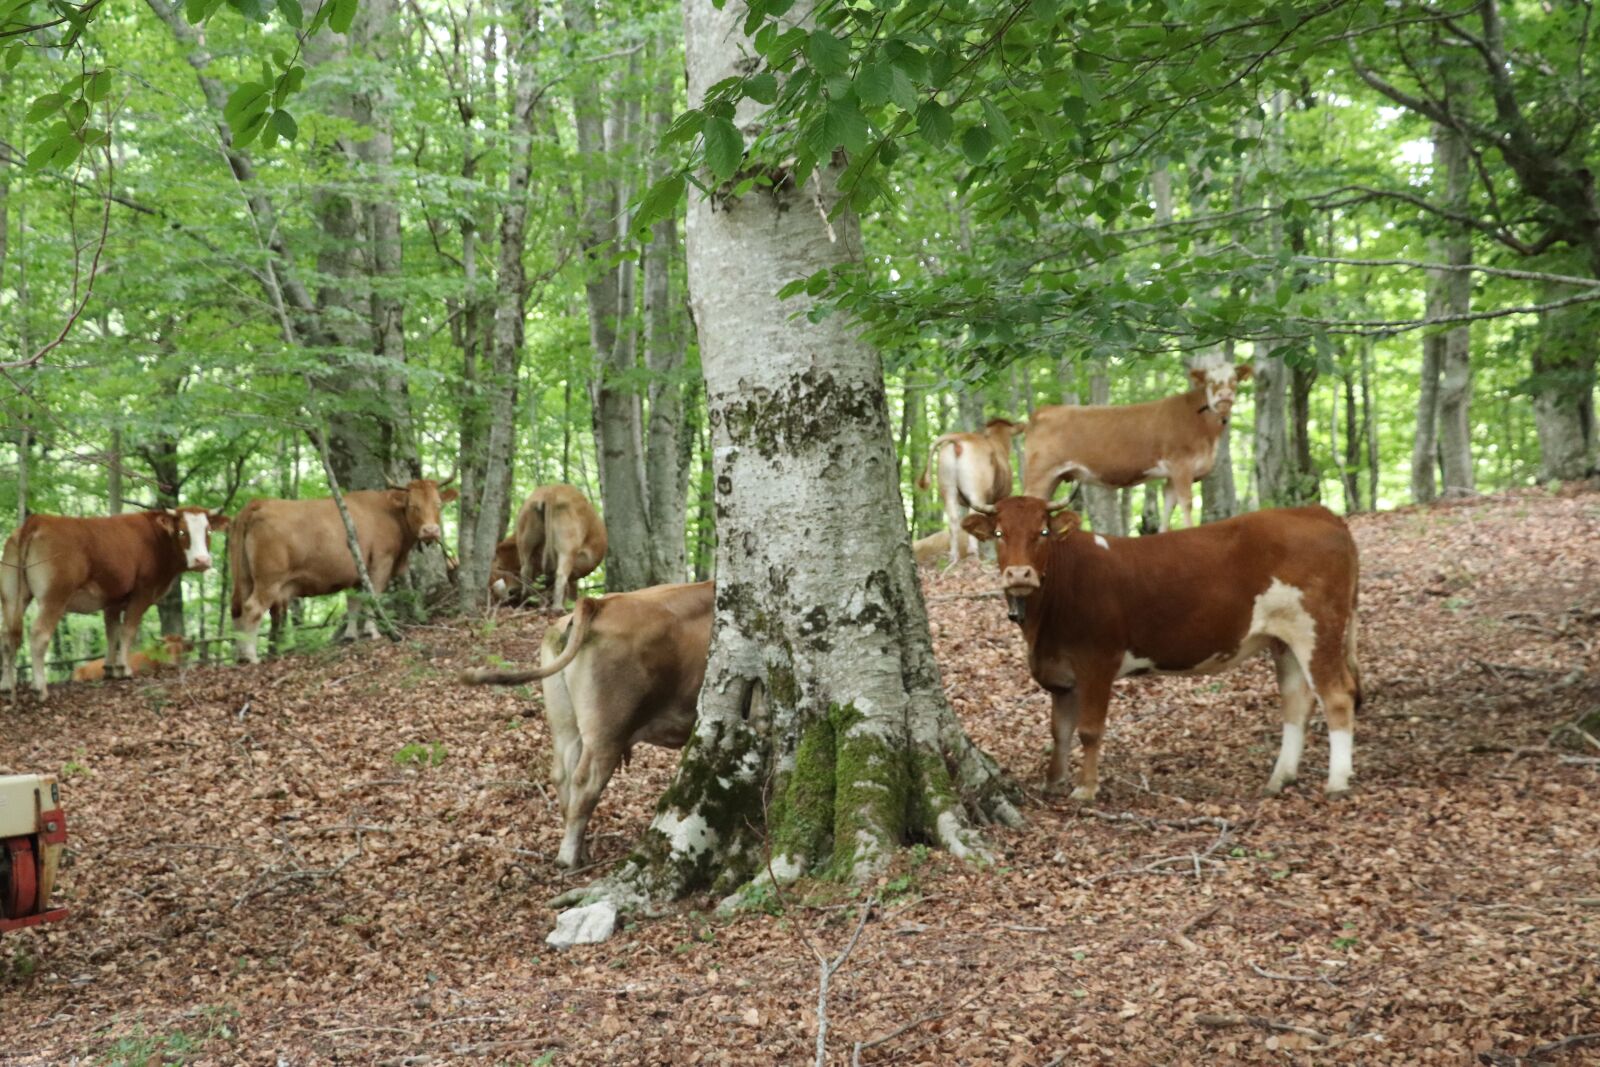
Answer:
[[806, 30, 849, 76], [327, 0, 357, 34], [276, 0, 302, 27], [827, 97, 868, 155], [661, 108, 706, 146], [980, 98, 1012, 145], [855, 61, 892, 108], [25, 93, 65, 123], [223, 81, 271, 132], [4, 44, 24, 72], [64, 98, 88, 130], [268, 109, 298, 143], [635, 172, 684, 228], [232, 108, 270, 149], [84, 70, 111, 102], [745, 71, 777, 105], [183, 0, 225, 22], [915, 100, 951, 147], [887, 66, 918, 112], [703, 117, 743, 182], [960, 125, 993, 164]]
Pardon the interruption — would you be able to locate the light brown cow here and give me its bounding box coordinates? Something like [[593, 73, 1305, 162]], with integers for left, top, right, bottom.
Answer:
[[964, 496, 1359, 801], [462, 581, 711, 868], [488, 536, 530, 606], [73, 634, 194, 682], [514, 484, 607, 611], [2, 508, 226, 701], [912, 529, 951, 567], [917, 418, 1023, 565], [1023, 362, 1252, 530], [229, 479, 458, 664]]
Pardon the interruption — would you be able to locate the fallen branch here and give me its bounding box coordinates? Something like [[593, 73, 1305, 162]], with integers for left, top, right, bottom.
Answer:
[[851, 983, 989, 1066], [1249, 960, 1339, 987], [816, 897, 875, 1067], [1528, 1032, 1600, 1059], [1195, 1012, 1331, 1044], [1167, 903, 1223, 953]]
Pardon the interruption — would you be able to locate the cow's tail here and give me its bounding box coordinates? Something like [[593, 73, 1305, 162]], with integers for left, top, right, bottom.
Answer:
[[1345, 543, 1363, 710], [916, 435, 960, 491], [0, 521, 34, 641], [229, 503, 257, 622], [460, 596, 597, 685], [540, 495, 559, 577]]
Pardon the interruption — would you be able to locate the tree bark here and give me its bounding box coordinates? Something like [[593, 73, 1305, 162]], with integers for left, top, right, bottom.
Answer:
[[1411, 341, 1441, 504], [1200, 343, 1239, 524], [1531, 291, 1599, 481], [566, 0, 1017, 912], [1254, 352, 1292, 507], [1082, 362, 1123, 534], [1430, 120, 1475, 496]]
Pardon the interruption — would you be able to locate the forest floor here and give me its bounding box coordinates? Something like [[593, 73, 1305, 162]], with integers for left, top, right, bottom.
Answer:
[[3, 485, 1599, 1066]]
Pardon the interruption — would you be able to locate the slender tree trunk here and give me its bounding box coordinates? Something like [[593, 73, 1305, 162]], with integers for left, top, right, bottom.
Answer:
[[957, 387, 985, 430], [1082, 362, 1122, 535], [1200, 343, 1238, 524], [1411, 341, 1441, 504], [108, 427, 123, 513], [1431, 121, 1475, 496], [568, 0, 1017, 913], [1342, 364, 1361, 512], [1362, 338, 1380, 506]]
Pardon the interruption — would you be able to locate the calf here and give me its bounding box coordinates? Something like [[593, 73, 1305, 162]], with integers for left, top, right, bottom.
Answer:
[[917, 418, 1022, 564], [1023, 362, 1251, 529], [514, 484, 607, 610], [912, 529, 951, 568], [462, 581, 711, 868], [2, 508, 226, 701], [74, 633, 193, 682], [963, 496, 1360, 800]]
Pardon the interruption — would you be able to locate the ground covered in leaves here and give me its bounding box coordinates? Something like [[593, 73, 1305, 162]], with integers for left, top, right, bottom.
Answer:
[[3, 486, 1598, 1066]]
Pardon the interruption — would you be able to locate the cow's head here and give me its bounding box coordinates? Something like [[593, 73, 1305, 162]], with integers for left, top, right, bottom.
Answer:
[[962, 496, 1080, 623], [155, 507, 228, 571], [1188, 361, 1253, 420], [386, 476, 459, 545]]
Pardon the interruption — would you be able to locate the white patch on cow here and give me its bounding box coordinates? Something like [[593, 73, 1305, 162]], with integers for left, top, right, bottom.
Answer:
[[1328, 729, 1354, 794], [1267, 721, 1304, 790], [491, 578, 507, 597], [1053, 460, 1101, 485], [1117, 651, 1155, 678], [1142, 460, 1171, 479], [657, 809, 717, 858], [182, 511, 213, 569], [1094, 534, 1110, 550], [1249, 579, 1318, 672]]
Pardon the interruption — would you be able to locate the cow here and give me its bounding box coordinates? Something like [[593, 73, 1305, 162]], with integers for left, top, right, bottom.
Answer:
[[74, 633, 193, 682], [513, 484, 607, 611], [917, 418, 1023, 565], [1023, 362, 1252, 530], [461, 581, 712, 869], [229, 478, 458, 664], [488, 536, 530, 606], [2, 507, 227, 701], [962, 496, 1360, 802], [912, 529, 951, 568]]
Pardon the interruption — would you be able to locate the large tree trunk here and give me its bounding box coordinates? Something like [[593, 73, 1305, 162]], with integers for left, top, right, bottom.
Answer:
[[1253, 352, 1292, 507], [566, 0, 1017, 912], [456, 0, 536, 608], [1431, 121, 1475, 497], [1199, 344, 1238, 524], [642, 55, 690, 585], [1411, 342, 1441, 503], [1082, 362, 1123, 534], [1532, 292, 1599, 481]]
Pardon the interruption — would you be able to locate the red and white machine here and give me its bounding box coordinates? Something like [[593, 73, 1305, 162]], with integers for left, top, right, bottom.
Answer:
[[0, 774, 68, 932]]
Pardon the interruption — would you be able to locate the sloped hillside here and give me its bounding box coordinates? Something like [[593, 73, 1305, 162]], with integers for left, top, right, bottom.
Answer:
[[3, 486, 1597, 1065]]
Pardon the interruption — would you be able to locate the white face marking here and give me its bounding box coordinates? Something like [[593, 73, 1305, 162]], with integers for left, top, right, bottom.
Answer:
[[1094, 534, 1109, 550], [1249, 579, 1318, 671], [1328, 729, 1354, 793], [182, 511, 213, 570], [1204, 365, 1240, 412], [1117, 651, 1156, 678]]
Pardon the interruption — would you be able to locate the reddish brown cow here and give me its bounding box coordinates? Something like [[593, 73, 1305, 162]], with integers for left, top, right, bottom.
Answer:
[[229, 479, 457, 663], [514, 484, 607, 610], [2, 508, 227, 701], [964, 497, 1360, 801], [462, 581, 711, 868], [1023, 362, 1252, 530], [73, 633, 194, 682], [917, 418, 1023, 565]]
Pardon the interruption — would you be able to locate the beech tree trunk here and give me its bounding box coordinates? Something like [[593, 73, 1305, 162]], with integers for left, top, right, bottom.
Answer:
[[1411, 344, 1441, 504], [1254, 352, 1292, 507], [1531, 291, 1599, 481], [1082, 362, 1122, 534], [566, 0, 1017, 911], [1430, 121, 1475, 497]]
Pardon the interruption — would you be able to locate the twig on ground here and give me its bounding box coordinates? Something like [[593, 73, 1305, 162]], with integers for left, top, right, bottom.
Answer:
[[1250, 960, 1340, 987], [815, 897, 875, 1067], [850, 983, 989, 1066], [925, 591, 1001, 603], [1195, 1012, 1332, 1044], [1529, 1032, 1600, 1059], [1167, 903, 1223, 953]]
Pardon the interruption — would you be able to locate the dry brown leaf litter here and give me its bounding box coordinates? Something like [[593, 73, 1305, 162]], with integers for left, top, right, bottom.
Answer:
[[2, 485, 1597, 1066]]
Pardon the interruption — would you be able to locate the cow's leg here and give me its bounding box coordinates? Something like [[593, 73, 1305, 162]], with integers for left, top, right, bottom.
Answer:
[[1044, 687, 1079, 794], [116, 599, 156, 680], [1069, 672, 1115, 803], [0, 548, 27, 699], [552, 556, 574, 612], [1314, 660, 1357, 797], [558, 745, 624, 869], [1265, 645, 1312, 794], [101, 607, 123, 680], [26, 600, 69, 700], [362, 558, 394, 639], [235, 597, 269, 665]]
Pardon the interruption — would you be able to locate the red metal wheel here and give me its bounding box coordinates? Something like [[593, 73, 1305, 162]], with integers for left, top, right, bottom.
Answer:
[[2, 837, 39, 918]]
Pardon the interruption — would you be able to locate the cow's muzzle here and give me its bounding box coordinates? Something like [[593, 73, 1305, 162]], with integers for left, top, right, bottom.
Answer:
[[1000, 566, 1038, 624], [189, 556, 212, 572], [419, 524, 443, 543]]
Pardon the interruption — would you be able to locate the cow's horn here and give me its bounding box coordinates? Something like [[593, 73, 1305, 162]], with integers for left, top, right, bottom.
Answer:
[[968, 501, 997, 515], [438, 469, 456, 488], [1045, 500, 1074, 515]]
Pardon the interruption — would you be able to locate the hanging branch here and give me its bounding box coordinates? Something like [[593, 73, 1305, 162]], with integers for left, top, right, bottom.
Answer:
[[306, 419, 400, 642]]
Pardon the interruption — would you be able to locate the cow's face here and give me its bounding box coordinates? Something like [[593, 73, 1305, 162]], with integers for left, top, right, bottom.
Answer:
[[1189, 362, 1252, 418], [962, 496, 1080, 623], [160, 507, 228, 571], [388, 480, 459, 545]]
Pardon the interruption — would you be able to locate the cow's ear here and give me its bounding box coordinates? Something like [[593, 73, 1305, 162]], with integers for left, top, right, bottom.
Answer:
[[1048, 510, 1082, 537], [387, 489, 409, 507], [961, 512, 997, 542], [207, 510, 230, 531], [1234, 362, 1254, 382], [154, 511, 179, 534], [439, 488, 460, 504], [1188, 366, 1208, 388]]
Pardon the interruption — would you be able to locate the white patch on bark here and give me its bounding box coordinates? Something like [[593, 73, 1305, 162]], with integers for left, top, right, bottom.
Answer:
[[657, 809, 717, 858]]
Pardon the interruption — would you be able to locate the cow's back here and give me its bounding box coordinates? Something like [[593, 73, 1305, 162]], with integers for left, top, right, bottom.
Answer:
[[537, 485, 607, 573], [15, 513, 173, 608], [233, 496, 365, 598], [1025, 394, 1209, 490]]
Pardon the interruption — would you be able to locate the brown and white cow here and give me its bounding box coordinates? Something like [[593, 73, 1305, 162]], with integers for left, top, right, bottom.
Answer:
[[73, 632, 194, 682], [514, 484, 607, 611], [488, 536, 530, 606], [2, 508, 226, 701], [963, 496, 1360, 801], [1023, 362, 1252, 530], [462, 581, 711, 868], [917, 418, 1023, 565], [229, 479, 457, 664]]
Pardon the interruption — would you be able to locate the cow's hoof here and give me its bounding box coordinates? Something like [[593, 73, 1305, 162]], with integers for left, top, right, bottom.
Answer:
[[1042, 779, 1072, 797], [1324, 784, 1351, 800], [1262, 777, 1294, 796], [1068, 785, 1097, 804]]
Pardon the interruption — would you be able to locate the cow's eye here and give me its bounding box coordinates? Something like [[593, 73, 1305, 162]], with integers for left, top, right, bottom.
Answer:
[[1040, 527, 1050, 537]]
